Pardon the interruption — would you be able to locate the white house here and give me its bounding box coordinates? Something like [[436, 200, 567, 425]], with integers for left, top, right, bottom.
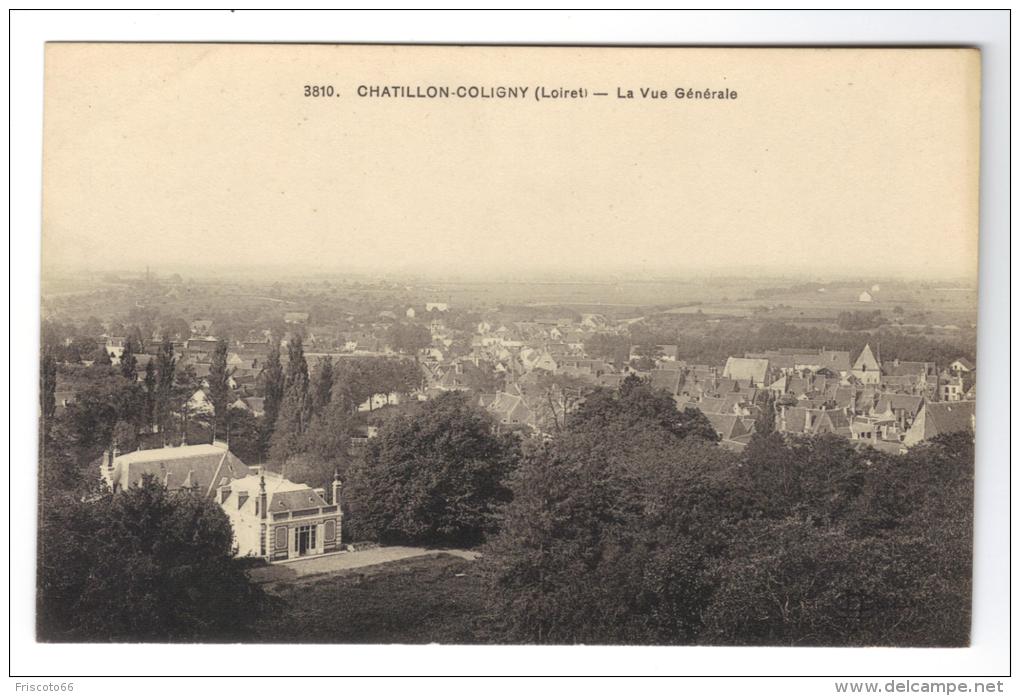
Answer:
[[358, 391, 403, 411], [100, 441, 343, 562], [858, 291, 873, 303], [187, 389, 215, 416], [949, 357, 975, 374], [218, 469, 343, 561]]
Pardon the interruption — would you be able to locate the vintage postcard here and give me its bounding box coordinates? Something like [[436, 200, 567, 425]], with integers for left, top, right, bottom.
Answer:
[[38, 44, 979, 646]]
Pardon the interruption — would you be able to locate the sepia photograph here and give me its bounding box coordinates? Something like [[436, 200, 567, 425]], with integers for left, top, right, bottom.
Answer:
[[36, 41, 981, 647], [10, 9, 1012, 687]]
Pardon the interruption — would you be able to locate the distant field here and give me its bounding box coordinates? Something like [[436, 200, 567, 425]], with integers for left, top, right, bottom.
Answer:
[[40, 273, 978, 331], [252, 553, 493, 644], [659, 283, 977, 328]]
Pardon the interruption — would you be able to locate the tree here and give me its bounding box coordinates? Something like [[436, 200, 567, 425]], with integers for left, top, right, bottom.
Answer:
[[529, 370, 589, 433], [142, 358, 157, 430], [120, 337, 138, 381], [37, 476, 264, 641], [386, 322, 432, 356], [64, 367, 142, 452], [207, 339, 234, 439], [629, 343, 663, 371], [700, 516, 963, 646], [93, 344, 112, 366], [261, 339, 285, 441], [583, 333, 631, 368], [40, 350, 57, 429], [311, 356, 334, 415], [80, 316, 105, 340], [225, 406, 262, 466], [345, 391, 520, 546], [269, 336, 312, 467], [155, 337, 177, 444], [754, 391, 776, 436], [331, 357, 423, 413], [161, 316, 191, 341], [172, 364, 203, 445], [570, 379, 719, 443], [482, 381, 736, 644], [112, 419, 138, 452]]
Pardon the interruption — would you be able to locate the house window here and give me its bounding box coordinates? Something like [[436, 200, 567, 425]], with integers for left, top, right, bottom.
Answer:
[[295, 524, 317, 556]]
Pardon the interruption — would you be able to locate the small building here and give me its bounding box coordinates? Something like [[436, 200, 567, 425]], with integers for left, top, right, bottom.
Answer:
[[722, 357, 769, 386], [105, 336, 126, 360], [484, 391, 536, 430], [949, 357, 975, 374], [185, 337, 220, 362], [190, 319, 214, 336], [240, 396, 265, 417], [425, 302, 449, 313], [284, 312, 310, 325], [939, 375, 966, 402], [858, 291, 873, 303], [219, 470, 343, 561], [187, 388, 215, 416], [851, 344, 882, 385]]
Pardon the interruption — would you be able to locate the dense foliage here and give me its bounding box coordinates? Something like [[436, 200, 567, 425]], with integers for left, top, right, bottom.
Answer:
[[482, 382, 973, 646], [38, 476, 263, 642], [344, 391, 520, 546]]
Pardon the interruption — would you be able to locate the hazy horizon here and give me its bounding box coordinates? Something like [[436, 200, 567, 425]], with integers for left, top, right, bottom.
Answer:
[[40, 259, 977, 286]]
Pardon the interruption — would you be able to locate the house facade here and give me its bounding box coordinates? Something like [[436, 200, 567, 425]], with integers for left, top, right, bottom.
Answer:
[[100, 441, 343, 563], [218, 470, 343, 561]]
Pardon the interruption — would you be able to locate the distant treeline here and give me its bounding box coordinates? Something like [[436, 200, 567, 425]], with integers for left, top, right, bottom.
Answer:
[[613, 320, 975, 368], [753, 282, 828, 298]]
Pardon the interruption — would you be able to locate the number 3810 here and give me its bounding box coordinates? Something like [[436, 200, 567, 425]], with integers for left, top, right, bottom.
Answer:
[[304, 85, 336, 97]]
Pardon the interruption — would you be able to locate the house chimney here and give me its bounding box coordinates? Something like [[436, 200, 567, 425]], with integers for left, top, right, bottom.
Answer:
[[259, 472, 267, 521], [102, 448, 116, 490], [332, 467, 343, 506]]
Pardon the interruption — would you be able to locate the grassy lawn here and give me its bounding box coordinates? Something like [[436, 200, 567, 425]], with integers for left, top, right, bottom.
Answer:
[[252, 553, 495, 644]]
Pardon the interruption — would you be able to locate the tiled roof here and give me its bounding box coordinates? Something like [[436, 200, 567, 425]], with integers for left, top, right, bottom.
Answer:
[[884, 361, 936, 377], [918, 401, 976, 439], [723, 357, 769, 384], [108, 444, 250, 497], [649, 369, 683, 394], [874, 393, 924, 416], [270, 488, 329, 513], [702, 412, 748, 440]]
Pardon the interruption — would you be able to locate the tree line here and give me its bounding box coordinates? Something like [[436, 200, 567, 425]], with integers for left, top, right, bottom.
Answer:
[[584, 320, 975, 370]]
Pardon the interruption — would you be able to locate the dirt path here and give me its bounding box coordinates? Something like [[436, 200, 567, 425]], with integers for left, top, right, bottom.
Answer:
[[248, 546, 479, 586]]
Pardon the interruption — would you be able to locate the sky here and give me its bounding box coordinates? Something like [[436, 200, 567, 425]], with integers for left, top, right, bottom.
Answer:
[[42, 44, 980, 281]]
